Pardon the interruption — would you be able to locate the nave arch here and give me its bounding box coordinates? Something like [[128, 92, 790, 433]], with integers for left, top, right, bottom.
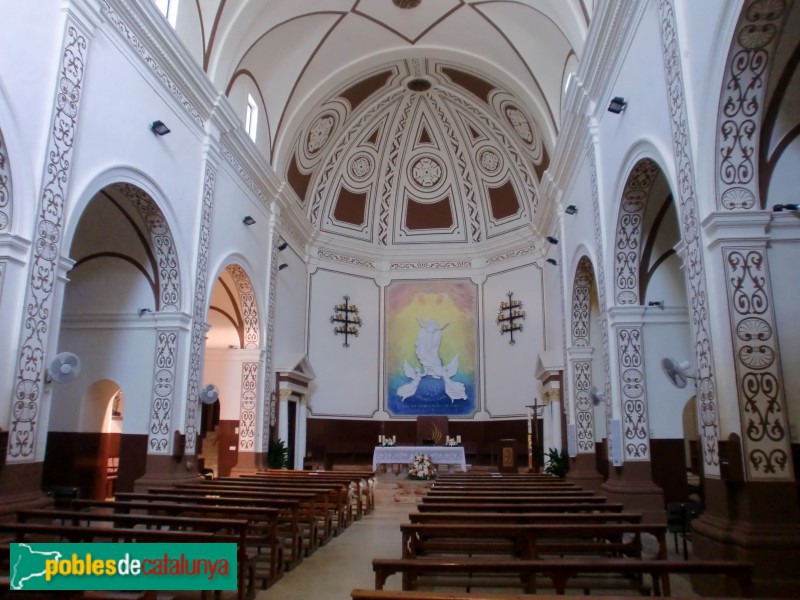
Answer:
[[202, 259, 266, 477], [598, 154, 692, 519], [46, 177, 187, 497], [565, 253, 606, 492]]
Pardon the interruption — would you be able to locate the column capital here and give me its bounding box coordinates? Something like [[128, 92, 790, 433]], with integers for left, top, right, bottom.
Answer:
[[607, 305, 647, 325], [567, 346, 595, 360], [703, 210, 771, 249]]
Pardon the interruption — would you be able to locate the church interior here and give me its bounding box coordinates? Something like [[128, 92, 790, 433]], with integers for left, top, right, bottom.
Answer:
[[0, 0, 799, 597]]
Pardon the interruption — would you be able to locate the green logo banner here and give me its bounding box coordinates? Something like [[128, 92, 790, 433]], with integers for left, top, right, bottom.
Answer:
[[10, 543, 237, 591]]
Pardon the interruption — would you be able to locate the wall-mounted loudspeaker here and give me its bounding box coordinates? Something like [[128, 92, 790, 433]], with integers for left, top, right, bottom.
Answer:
[[47, 352, 81, 384]]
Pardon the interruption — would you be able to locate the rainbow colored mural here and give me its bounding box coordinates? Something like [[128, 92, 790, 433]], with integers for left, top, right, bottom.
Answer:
[[385, 280, 478, 416]]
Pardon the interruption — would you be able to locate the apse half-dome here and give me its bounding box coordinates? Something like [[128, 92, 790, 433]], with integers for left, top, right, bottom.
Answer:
[[285, 59, 550, 249]]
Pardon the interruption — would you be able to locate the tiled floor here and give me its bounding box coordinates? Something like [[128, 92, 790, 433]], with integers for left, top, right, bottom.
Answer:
[[256, 486, 407, 599], [255, 474, 700, 599]]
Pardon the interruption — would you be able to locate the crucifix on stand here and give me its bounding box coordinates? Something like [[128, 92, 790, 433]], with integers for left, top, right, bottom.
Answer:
[[525, 399, 546, 473]]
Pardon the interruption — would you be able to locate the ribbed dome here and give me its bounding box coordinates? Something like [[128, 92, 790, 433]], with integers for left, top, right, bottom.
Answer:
[[285, 59, 549, 250]]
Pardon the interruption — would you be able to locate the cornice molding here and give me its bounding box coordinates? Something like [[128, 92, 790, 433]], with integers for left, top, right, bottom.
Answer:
[[0, 234, 33, 264], [703, 210, 772, 248], [547, 1, 646, 201], [101, 0, 217, 129], [60, 311, 193, 329]]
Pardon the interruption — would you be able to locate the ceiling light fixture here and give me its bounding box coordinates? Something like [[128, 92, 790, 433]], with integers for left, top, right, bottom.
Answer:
[[242, 216, 256, 226], [393, 0, 422, 8], [564, 205, 578, 215], [150, 120, 171, 136], [277, 241, 288, 251], [607, 97, 627, 114], [546, 258, 558, 266], [772, 203, 799, 212], [278, 263, 289, 271], [546, 236, 558, 244], [407, 78, 431, 92]]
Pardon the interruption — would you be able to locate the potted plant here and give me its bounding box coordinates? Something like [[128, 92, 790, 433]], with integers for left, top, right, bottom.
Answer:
[[544, 447, 569, 478], [267, 438, 289, 470]]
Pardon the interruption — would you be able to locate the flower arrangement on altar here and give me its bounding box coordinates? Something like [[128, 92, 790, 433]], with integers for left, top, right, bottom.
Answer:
[[408, 454, 437, 480]]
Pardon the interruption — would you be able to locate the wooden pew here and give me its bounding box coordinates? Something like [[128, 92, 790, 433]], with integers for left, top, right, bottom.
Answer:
[[436, 473, 559, 480], [194, 478, 351, 534], [70, 499, 284, 586], [245, 469, 376, 515], [240, 474, 362, 524], [427, 484, 589, 492], [115, 491, 306, 569], [352, 589, 725, 600], [421, 495, 608, 505], [0, 522, 254, 600], [416, 502, 625, 514], [400, 522, 667, 561], [430, 482, 581, 491], [155, 485, 328, 550], [371, 557, 754, 596], [425, 489, 595, 498], [408, 511, 642, 525]]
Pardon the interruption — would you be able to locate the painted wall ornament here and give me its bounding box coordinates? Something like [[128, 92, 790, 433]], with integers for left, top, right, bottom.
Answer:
[[386, 280, 477, 416], [398, 319, 467, 402]]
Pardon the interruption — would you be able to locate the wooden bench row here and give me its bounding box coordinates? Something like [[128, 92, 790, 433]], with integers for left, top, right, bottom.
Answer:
[[352, 589, 730, 600], [243, 469, 376, 516], [371, 557, 754, 596], [370, 475, 752, 597], [401, 522, 668, 561]]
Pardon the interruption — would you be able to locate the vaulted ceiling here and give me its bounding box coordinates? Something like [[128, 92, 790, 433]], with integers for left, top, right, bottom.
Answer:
[[172, 0, 593, 252]]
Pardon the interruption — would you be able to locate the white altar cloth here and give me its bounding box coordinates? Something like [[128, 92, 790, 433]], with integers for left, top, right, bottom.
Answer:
[[372, 445, 466, 471]]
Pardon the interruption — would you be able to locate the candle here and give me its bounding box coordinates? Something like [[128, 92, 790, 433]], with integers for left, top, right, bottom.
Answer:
[[392, 435, 396, 443], [378, 435, 383, 444], [456, 435, 461, 443]]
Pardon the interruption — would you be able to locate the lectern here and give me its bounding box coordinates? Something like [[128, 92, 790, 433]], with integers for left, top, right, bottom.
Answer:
[[416, 416, 448, 445], [499, 438, 517, 473]]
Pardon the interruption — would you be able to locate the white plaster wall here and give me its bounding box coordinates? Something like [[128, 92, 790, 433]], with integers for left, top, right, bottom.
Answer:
[[597, 2, 674, 236], [542, 254, 565, 355], [174, 0, 204, 66], [673, 0, 732, 184], [483, 263, 545, 417], [641, 309, 693, 440], [227, 77, 271, 161], [589, 285, 607, 442], [50, 323, 158, 436], [68, 39, 204, 262], [307, 269, 380, 418], [0, 1, 64, 182], [768, 237, 800, 443], [204, 349, 261, 421], [272, 245, 309, 369]]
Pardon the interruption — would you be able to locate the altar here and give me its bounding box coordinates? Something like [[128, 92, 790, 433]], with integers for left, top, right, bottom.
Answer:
[[372, 445, 467, 472]]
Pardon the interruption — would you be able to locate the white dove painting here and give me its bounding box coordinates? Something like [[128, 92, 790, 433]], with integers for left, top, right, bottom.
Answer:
[[385, 280, 477, 416]]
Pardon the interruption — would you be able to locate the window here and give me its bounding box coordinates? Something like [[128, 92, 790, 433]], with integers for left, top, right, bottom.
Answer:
[[154, 0, 178, 27], [245, 94, 258, 142]]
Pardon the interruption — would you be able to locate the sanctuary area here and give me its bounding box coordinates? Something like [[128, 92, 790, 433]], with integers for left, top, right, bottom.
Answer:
[[0, 0, 798, 597]]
